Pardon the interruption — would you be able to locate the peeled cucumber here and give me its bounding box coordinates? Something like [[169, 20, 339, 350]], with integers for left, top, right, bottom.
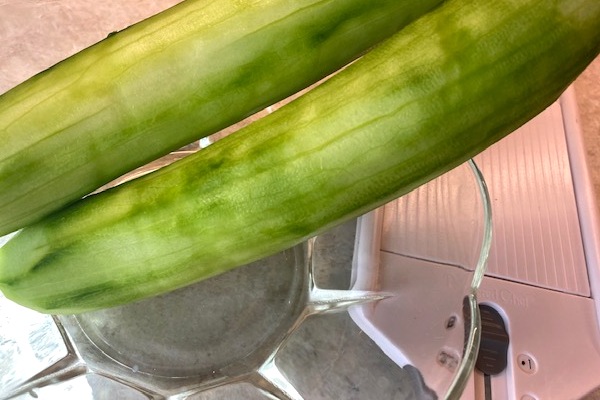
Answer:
[[0, 0, 443, 236], [1, 0, 599, 313]]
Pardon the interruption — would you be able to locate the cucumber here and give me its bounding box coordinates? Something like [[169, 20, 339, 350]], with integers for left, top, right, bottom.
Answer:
[[1, 0, 599, 314], [0, 0, 443, 237]]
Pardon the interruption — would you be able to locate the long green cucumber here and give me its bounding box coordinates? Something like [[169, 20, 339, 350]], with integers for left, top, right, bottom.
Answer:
[[0, 0, 443, 237], [1, 0, 599, 314]]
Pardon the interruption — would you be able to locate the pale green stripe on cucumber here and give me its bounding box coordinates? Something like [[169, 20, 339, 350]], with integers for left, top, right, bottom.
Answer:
[[1, 0, 599, 313], [0, 0, 443, 236]]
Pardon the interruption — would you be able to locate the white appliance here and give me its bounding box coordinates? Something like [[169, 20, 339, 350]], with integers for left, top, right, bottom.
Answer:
[[467, 88, 600, 400], [352, 86, 600, 400]]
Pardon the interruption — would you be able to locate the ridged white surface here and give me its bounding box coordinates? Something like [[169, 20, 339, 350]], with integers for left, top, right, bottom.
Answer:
[[474, 103, 590, 296], [380, 163, 485, 273]]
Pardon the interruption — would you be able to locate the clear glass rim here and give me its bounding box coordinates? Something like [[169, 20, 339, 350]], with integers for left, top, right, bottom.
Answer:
[[444, 158, 493, 399]]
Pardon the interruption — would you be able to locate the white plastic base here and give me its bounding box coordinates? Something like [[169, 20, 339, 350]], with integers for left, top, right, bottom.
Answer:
[[353, 86, 600, 400]]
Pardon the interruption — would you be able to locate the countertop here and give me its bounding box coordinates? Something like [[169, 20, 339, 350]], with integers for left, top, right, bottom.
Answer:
[[575, 56, 600, 211]]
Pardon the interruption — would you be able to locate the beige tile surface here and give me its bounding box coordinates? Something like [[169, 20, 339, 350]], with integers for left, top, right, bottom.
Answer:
[[575, 56, 600, 209]]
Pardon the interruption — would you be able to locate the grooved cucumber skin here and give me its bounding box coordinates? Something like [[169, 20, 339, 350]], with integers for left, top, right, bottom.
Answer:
[[0, 0, 443, 236], [1, 0, 599, 314]]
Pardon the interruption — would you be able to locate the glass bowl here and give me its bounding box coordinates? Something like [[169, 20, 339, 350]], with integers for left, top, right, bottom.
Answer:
[[0, 2, 492, 399], [0, 153, 491, 400]]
